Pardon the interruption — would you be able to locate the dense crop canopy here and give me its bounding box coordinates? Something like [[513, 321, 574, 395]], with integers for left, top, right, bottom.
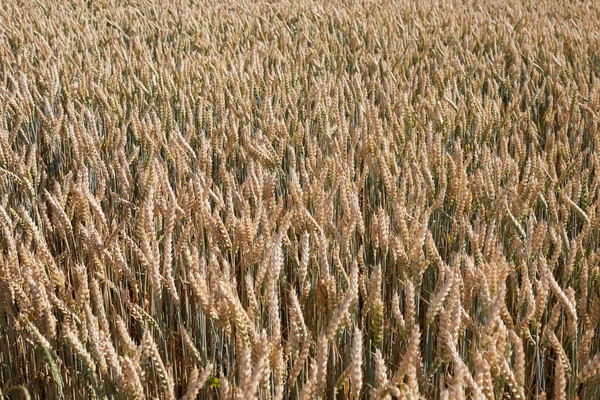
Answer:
[[1, 0, 600, 399]]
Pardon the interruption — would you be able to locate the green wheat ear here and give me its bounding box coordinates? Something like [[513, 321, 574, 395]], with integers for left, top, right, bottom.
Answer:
[[208, 376, 221, 388], [26, 321, 65, 400]]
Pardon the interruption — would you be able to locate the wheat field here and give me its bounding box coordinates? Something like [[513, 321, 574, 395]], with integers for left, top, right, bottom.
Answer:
[[1, 0, 600, 399]]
